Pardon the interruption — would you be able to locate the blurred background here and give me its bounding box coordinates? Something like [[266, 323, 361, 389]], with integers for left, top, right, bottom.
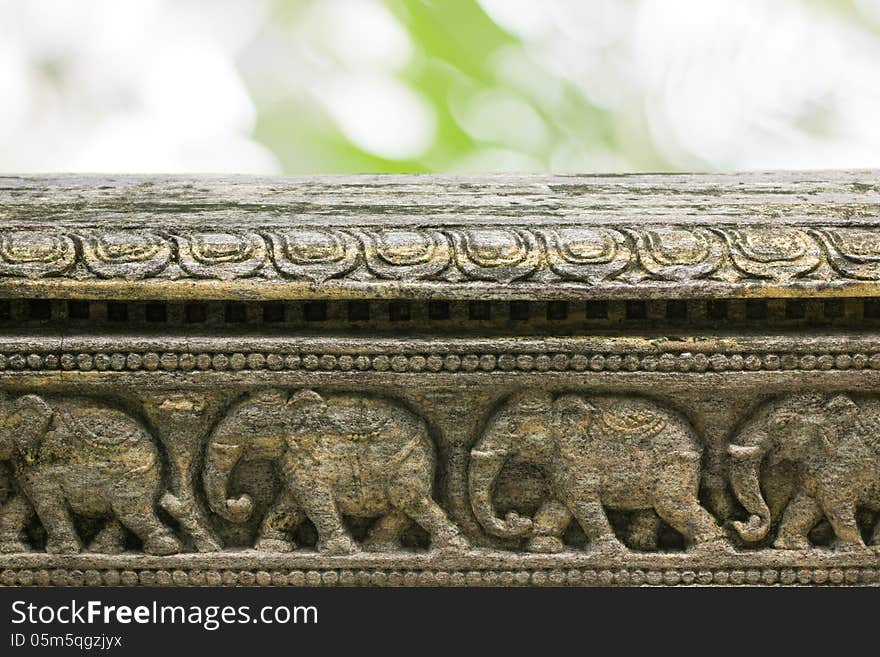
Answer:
[[3, 0, 880, 174]]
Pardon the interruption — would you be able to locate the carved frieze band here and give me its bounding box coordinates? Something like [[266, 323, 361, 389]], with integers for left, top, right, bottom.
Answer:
[[3, 226, 880, 292], [2, 384, 880, 588]]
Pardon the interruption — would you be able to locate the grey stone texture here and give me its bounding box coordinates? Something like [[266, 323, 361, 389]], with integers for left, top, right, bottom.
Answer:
[[0, 172, 879, 586]]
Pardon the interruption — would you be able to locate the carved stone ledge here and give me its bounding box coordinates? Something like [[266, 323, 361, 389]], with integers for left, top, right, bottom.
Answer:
[[2, 172, 880, 300], [1, 173, 880, 586]]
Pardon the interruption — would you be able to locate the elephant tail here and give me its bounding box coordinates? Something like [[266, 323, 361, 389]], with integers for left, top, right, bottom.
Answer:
[[380, 436, 424, 477], [160, 493, 221, 552]]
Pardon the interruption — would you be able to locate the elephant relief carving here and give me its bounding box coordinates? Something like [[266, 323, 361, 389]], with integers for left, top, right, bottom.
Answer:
[[203, 389, 468, 555], [729, 392, 880, 551], [0, 393, 189, 555], [469, 392, 726, 555]]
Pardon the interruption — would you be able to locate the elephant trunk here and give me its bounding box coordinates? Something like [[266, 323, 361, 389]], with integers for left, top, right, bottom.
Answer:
[[468, 449, 532, 538], [203, 441, 253, 523], [728, 444, 771, 541]]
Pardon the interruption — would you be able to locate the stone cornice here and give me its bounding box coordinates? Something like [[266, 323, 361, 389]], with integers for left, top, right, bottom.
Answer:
[[2, 172, 880, 300]]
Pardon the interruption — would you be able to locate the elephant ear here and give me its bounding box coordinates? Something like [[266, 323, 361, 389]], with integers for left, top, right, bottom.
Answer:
[[818, 394, 859, 455], [824, 394, 858, 418], [550, 395, 596, 461], [287, 389, 327, 423], [551, 395, 596, 424], [9, 395, 53, 452]]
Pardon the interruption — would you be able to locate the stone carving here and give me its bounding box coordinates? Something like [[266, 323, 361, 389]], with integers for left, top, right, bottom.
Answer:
[[632, 227, 725, 281], [79, 231, 172, 279], [813, 228, 880, 280], [3, 225, 880, 293], [174, 232, 267, 279], [539, 228, 631, 283], [0, 231, 76, 277], [0, 382, 879, 586], [203, 389, 468, 554], [468, 392, 725, 554], [728, 392, 880, 550], [2, 383, 879, 562], [357, 229, 451, 280], [0, 394, 189, 555], [448, 229, 542, 283], [724, 228, 822, 281], [2, 173, 880, 588], [0, 347, 876, 374], [266, 229, 360, 283]]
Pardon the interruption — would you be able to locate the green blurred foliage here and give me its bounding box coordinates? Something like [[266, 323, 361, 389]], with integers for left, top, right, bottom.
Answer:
[[249, 0, 879, 174], [251, 0, 663, 174]]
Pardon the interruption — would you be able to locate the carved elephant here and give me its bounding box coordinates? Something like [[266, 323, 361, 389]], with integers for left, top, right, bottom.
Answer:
[[728, 392, 880, 550], [203, 389, 468, 555], [0, 393, 186, 555], [469, 391, 725, 554]]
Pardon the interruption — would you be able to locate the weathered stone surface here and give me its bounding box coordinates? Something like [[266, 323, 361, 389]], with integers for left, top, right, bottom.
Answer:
[[1, 171, 880, 300], [1, 172, 880, 586]]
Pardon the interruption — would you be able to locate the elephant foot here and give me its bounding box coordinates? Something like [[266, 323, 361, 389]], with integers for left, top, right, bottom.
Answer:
[[589, 535, 628, 557], [773, 535, 811, 551], [831, 538, 868, 553], [191, 533, 222, 553], [431, 532, 470, 554], [0, 538, 29, 553], [88, 520, 126, 554], [627, 510, 661, 551], [688, 538, 735, 555], [87, 539, 125, 555], [362, 537, 401, 552], [46, 537, 81, 554], [255, 537, 295, 553], [143, 532, 181, 556], [320, 532, 359, 556], [626, 534, 658, 552], [527, 535, 565, 554]]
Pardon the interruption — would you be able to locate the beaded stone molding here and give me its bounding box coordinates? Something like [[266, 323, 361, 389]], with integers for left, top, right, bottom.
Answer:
[[2, 173, 880, 587], [2, 345, 880, 374]]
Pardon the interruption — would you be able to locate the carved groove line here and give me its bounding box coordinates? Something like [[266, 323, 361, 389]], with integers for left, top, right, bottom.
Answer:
[[0, 226, 878, 285], [1, 351, 880, 373]]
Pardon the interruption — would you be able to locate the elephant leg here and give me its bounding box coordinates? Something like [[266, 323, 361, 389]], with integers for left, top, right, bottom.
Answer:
[[0, 493, 34, 553], [287, 473, 357, 555], [88, 519, 126, 554], [255, 489, 303, 553], [773, 492, 823, 550], [566, 496, 626, 554], [653, 495, 723, 550], [159, 492, 221, 553], [25, 480, 80, 554], [653, 454, 724, 549], [395, 495, 469, 551], [385, 444, 467, 552], [111, 497, 180, 556], [527, 499, 572, 553], [363, 510, 411, 552], [818, 494, 865, 549], [627, 509, 662, 551]]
